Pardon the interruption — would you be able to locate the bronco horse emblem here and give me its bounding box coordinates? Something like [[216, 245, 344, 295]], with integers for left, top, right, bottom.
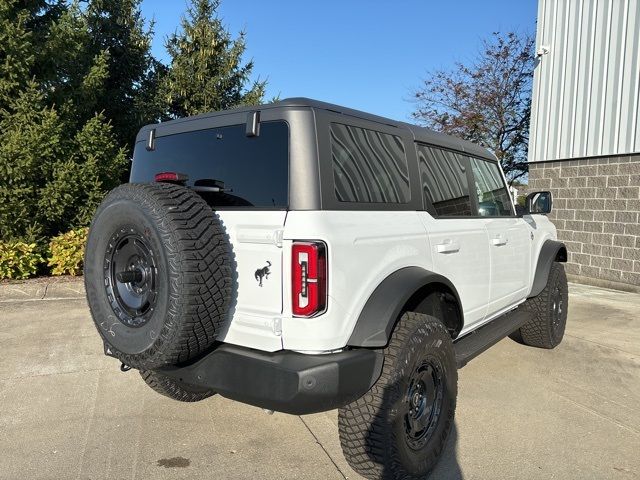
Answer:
[[254, 261, 271, 287]]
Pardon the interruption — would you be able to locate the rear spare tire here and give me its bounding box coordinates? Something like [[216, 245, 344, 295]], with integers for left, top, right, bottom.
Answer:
[[140, 370, 215, 402], [84, 183, 234, 370]]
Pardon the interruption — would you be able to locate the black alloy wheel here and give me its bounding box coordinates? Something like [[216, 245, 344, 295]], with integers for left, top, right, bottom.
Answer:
[[403, 359, 445, 451], [104, 226, 158, 328], [339, 311, 457, 480]]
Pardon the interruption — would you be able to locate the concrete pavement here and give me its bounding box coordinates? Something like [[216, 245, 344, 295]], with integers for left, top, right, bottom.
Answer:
[[0, 281, 638, 479]]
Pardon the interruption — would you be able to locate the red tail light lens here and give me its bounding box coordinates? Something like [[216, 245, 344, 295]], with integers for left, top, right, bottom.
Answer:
[[292, 241, 327, 317]]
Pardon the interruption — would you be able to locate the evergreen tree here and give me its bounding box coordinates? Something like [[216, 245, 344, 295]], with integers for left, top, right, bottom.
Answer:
[[0, 79, 126, 242], [159, 0, 266, 118], [45, 3, 109, 125], [0, 0, 65, 114], [0, 1, 34, 114], [38, 112, 127, 232], [83, 0, 161, 148], [0, 81, 66, 241], [0, 0, 271, 246]]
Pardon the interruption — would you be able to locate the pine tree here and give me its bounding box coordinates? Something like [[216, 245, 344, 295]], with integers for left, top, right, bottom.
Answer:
[[45, 5, 113, 128], [0, 0, 65, 114], [0, 0, 148, 242], [0, 81, 66, 242], [0, 0, 271, 246], [0, 81, 127, 242], [38, 113, 127, 232], [0, 1, 35, 115], [159, 0, 266, 118], [82, 0, 161, 148]]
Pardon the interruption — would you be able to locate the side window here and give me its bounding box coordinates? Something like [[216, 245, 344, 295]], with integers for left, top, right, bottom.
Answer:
[[417, 144, 472, 217], [469, 157, 513, 217], [330, 123, 410, 203]]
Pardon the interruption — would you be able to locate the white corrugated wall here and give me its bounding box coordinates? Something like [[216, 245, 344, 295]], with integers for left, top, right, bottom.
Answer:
[[529, 0, 640, 162]]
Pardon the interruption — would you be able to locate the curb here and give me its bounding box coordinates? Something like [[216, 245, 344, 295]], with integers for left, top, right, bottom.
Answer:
[[0, 277, 85, 302], [567, 274, 640, 294]]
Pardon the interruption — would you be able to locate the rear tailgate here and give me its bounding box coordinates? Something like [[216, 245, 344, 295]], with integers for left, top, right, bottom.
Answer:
[[215, 210, 286, 351], [130, 119, 292, 351]]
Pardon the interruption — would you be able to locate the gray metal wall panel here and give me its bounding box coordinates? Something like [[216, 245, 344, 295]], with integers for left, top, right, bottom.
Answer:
[[530, 0, 640, 161]]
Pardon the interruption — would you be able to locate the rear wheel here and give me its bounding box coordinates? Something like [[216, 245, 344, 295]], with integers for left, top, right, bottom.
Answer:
[[140, 371, 215, 402], [338, 312, 457, 479], [514, 262, 568, 349]]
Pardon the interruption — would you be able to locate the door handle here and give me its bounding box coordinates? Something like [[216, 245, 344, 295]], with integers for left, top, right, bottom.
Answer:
[[492, 236, 508, 246], [436, 240, 460, 254]]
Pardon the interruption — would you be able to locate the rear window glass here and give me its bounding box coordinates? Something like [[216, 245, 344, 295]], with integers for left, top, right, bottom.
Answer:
[[330, 123, 410, 203], [417, 144, 472, 217], [130, 121, 289, 208]]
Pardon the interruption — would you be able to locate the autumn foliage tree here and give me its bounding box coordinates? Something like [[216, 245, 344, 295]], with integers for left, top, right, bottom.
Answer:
[[412, 32, 535, 182]]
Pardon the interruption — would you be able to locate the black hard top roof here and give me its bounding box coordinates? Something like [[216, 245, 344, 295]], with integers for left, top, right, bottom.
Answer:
[[138, 97, 496, 162]]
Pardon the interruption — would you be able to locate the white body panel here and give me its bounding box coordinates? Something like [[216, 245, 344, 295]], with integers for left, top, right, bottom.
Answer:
[[213, 207, 557, 353], [214, 210, 287, 352], [419, 214, 491, 329], [484, 218, 531, 314], [281, 210, 430, 351]]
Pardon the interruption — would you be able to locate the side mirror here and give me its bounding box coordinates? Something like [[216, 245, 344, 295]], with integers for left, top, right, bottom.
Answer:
[[524, 191, 552, 215]]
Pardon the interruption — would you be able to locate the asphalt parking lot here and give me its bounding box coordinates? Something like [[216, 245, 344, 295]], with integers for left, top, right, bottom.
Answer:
[[0, 280, 638, 480]]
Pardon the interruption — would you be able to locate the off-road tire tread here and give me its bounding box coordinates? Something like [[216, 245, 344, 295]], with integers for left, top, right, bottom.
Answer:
[[516, 262, 568, 349], [85, 183, 234, 369], [140, 370, 214, 402], [338, 312, 457, 480]]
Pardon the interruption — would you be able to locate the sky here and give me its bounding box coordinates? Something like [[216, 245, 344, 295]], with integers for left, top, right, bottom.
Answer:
[[140, 0, 538, 122]]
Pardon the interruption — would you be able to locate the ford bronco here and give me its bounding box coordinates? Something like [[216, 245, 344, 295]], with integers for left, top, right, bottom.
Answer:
[[85, 98, 568, 479]]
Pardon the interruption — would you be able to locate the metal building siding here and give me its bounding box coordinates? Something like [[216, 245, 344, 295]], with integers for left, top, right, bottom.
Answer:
[[530, 0, 640, 162]]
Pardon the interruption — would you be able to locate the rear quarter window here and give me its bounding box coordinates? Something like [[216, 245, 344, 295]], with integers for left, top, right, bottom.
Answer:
[[130, 121, 289, 208], [330, 123, 410, 203]]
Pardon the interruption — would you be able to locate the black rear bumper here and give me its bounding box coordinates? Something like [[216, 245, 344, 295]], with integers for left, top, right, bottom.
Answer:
[[156, 344, 384, 415]]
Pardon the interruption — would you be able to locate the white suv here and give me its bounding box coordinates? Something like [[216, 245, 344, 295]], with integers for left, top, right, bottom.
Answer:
[[85, 98, 568, 479]]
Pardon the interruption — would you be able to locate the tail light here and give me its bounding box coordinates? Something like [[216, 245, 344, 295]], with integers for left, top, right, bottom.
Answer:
[[154, 172, 187, 184], [292, 241, 327, 317]]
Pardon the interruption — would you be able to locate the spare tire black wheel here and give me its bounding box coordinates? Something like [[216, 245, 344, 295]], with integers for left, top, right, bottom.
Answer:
[[84, 183, 234, 370]]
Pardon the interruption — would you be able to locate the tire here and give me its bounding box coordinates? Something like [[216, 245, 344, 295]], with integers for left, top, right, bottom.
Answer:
[[338, 312, 457, 480], [84, 183, 234, 370], [514, 262, 568, 349], [140, 370, 215, 402]]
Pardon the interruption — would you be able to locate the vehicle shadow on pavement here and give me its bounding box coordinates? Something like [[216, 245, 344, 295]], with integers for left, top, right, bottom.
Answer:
[[429, 423, 463, 480]]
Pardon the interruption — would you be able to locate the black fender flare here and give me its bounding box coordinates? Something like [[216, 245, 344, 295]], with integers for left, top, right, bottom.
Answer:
[[347, 267, 463, 347], [528, 240, 568, 298]]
